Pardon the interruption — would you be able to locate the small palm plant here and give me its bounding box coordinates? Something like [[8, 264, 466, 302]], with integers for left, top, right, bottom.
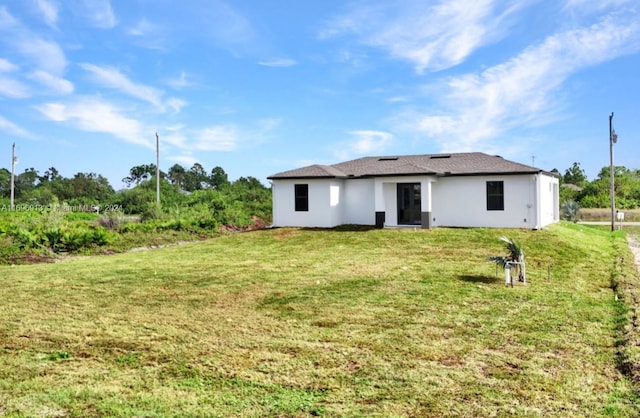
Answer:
[[489, 236, 525, 285], [561, 199, 580, 222]]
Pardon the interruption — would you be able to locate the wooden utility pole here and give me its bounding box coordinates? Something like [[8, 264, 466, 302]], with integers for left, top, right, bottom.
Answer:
[[10, 143, 16, 210], [156, 132, 160, 207], [609, 112, 617, 232]]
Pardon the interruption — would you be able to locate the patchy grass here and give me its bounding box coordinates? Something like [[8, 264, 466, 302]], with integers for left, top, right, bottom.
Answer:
[[0, 223, 638, 417]]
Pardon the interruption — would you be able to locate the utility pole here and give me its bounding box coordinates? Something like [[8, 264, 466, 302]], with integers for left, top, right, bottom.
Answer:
[[156, 132, 160, 207], [10, 143, 16, 210], [609, 112, 617, 232]]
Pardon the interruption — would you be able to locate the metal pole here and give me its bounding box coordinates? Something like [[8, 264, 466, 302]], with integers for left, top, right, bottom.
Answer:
[[609, 113, 615, 232], [10, 142, 15, 210], [156, 132, 160, 207]]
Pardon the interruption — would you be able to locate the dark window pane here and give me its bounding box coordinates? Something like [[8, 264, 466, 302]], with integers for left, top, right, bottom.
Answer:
[[295, 184, 308, 212], [486, 181, 504, 211]]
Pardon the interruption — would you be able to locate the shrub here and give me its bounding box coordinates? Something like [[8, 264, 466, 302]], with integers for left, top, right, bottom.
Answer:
[[98, 213, 126, 230], [0, 236, 22, 263], [140, 203, 163, 222], [561, 200, 580, 222], [64, 212, 99, 222], [44, 228, 64, 251]]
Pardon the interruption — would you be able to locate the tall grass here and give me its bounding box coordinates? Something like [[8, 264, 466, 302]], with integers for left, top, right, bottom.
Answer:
[[0, 223, 637, 416]]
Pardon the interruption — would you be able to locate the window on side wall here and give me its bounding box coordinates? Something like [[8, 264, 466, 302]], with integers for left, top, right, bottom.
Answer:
[[294, 184, 309, 211], [486, 181, 504, 211]]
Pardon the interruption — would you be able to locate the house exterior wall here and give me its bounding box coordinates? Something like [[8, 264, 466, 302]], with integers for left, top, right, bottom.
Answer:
[[343, 179, 375, 225], [431, 175, 538, 228], [271, 173, 559, 229], [374, 176, 435, 227], [271, 179, 345, 228], [537, 173, 560, 227]]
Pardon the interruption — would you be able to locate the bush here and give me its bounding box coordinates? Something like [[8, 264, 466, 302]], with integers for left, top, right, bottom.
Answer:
[[98, 213, 126, 230], [140, 203, 163, 222], [0, 236, 22, 263], [60, 227, 113, 252], [44, 228, 64, 251], [561, 200, 580, 222]]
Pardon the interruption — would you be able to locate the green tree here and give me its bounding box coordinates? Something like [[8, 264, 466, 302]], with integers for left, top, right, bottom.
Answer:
[[209, 166, 230, 189], [0, 168, 10, 198], [15, 168, 39, 198], [123, 164, 162, 188], [168, 164, 186, 190], [563, 162, 587, 187], [577, 165, 640, 209], [183, 163, 208, 191], [66, 173, 116, 204], [38, 167, 61, 183]]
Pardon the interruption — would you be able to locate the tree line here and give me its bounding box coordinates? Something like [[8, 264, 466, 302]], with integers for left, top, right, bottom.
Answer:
[[554, 162, 640, 209], [4, 160, 638, 216], [0, 162, 272, 224]]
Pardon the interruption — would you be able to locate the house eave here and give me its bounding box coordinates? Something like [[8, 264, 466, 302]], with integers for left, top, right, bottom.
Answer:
[[438, 170, 542, 177], [269, 170, 545, 180], [267, 175, 338, 180]]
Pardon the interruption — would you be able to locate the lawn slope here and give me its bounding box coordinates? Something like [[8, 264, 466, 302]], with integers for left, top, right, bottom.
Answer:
[[0, 223, 638, 417]]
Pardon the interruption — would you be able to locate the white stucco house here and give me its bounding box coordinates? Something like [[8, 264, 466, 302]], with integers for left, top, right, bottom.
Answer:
[[268, 152, 560, 229]]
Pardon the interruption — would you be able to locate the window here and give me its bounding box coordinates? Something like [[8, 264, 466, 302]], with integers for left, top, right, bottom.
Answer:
[[486, 181, 504, 211], [294, 184, 309, 211]]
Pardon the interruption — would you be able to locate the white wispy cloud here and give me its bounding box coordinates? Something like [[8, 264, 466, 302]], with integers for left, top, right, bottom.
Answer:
[[81, 64, 188, 114], [565, 0, 633, 12], [32, 0, 59, 28], [161, 117, 279, 155], [17, 37, 67, 75], [335, 130, 393, 160], [169, 154, 198, 167], [258, 58, 298, 68], [166, 98, 187, 113], [201, 1, 260, 55], [0, 6, 19, 28], [167, 71, 192, 89], [0, 76, 30, 98], [0, 115, 29, 136], [29, 70, 73, 94], [161, 133, 187, 149], [320, 0, 528, 73], [0, 58, 18, 72], [387, 96, 408, 103], [0, 7, 67, 76], [128, 18, 155, 36], [126, 17, 168, 50], [404, 11, 640, 151], [80, 63, 179, 111], [70, 0, 117, 29], [36, 98, 152, 148], [194, 126, 238, 151], [256, 118, 282, 132]]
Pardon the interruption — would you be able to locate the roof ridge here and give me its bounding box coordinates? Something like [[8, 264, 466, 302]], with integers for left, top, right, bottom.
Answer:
[[268, 152, 541, 179]]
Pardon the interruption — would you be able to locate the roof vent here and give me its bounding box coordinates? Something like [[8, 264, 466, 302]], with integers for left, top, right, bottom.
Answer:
[[378, 157, 398, 161], [430, 155, 451, 159]]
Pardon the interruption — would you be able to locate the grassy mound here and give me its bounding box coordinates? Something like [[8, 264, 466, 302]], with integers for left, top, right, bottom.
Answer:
[[0, 222, 638, 416]]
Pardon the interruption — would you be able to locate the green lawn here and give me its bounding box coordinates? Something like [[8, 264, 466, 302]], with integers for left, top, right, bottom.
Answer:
[[0, 223, 638, 417]]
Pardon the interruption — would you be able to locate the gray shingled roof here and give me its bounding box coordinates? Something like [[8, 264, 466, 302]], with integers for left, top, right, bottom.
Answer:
[[268, 152, 543, 179]]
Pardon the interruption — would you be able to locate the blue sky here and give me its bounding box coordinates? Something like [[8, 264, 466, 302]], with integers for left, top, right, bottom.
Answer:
[[1, 0, 639, 189]]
